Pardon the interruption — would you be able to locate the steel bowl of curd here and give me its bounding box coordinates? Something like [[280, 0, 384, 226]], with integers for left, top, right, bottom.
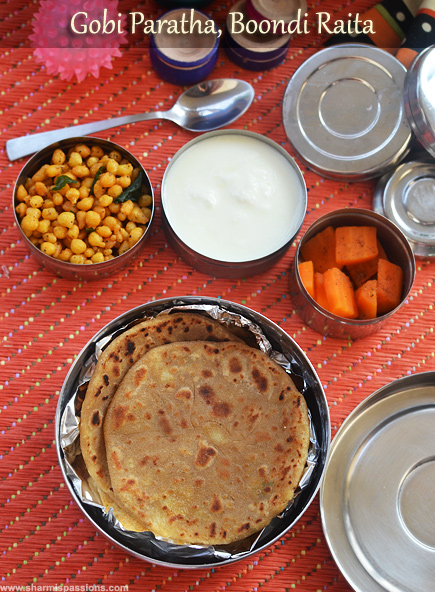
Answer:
[[161, 130, 307, 278]]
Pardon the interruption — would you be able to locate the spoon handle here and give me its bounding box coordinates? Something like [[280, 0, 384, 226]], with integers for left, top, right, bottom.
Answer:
[[6, 111, 169, 161]]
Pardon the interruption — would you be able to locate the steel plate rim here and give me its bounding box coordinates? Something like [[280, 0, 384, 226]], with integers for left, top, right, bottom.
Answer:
[[320, 371, 435, 592]]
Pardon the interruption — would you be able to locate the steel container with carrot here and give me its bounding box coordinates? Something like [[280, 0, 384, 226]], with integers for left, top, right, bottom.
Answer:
[[290, 209, 415, 340]]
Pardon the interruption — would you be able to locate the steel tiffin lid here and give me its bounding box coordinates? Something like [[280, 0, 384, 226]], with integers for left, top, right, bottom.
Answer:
[[282, 44, 412, 181], [404, 44, 435, 159]]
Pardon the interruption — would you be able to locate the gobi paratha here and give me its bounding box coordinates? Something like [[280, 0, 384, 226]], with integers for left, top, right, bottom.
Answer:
[[104, 340, 310, 545], [81, 313, 242, 493]]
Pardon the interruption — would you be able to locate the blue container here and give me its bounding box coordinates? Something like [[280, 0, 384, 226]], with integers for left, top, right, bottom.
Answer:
[[150, 8, 219, 85], [224, 0, 291, 71]]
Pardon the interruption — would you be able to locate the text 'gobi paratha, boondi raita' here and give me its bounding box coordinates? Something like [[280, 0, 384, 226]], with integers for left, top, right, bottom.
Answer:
[[104, 340, 310, 545], [80, 313, 242, 495]]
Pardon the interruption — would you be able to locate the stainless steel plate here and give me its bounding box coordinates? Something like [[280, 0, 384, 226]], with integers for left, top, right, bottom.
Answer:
[[320, 372, 435, 592], [282, 44, 412, 180]]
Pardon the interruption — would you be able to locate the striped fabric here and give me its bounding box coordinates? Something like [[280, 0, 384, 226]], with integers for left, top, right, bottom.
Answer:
[[1, 0, 434, 590]]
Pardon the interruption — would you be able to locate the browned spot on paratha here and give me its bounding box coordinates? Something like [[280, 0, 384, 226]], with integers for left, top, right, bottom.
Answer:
[[238, 522, 250, 533], [252, 367, 268, 393], [126, 340, 135, 355], [195, 444, 217, 468], [198, 384, 214, 404], [229, 356, 242, 373], [159, 416, 172, 435], [175, 387, 192, 400], [110, 450, 122, 471], [169, 514, 184, 524], [120, 479, 136, 491], [212, 401, 231, 418], [112, 405, 135, 429], [211, 495, 222, 512], [91, 411, 101, 426]]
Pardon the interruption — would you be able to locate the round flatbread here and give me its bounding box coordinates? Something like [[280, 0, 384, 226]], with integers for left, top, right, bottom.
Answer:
[[104, 341, 310, 545], [99, 489, 145, 532], [80, 313, 242, 494]]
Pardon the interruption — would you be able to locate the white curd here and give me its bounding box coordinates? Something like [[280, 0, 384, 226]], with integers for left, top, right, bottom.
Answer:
[[162, 134, 305, 263]]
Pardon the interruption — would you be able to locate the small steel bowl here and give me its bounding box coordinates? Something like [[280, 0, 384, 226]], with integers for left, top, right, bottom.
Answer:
[[161, 130, 307, 278], [13, 137, 154, 281], [290, 208, 416, 340], [55, 296, 330, 568]]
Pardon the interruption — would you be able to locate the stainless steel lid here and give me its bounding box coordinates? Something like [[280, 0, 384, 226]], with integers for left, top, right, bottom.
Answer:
[[283, 44, 412, 180], [404, 45, 435, 158], [373, 158, 435, 258], [320, 372, 435, 592]]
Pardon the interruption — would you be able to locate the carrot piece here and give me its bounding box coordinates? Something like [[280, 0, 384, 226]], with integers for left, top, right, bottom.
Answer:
[[313, 272, 330, 311], [299, 261, 315, 298], [355, 279, 377, 319], [377, 259, 403, 314], [323, 267, 359, 319], [336, 226, 378, 267], [347, 240, 388, 288], [300, 226, 342, 273]]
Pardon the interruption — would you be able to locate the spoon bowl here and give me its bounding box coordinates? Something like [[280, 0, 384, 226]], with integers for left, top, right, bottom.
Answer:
[[166, 79, 255, 132], [6, 79, 255, 161]]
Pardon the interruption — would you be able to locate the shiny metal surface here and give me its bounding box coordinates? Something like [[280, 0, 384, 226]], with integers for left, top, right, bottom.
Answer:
[[161, 129, 307, 278], [282, 44, 412, 180], [321, 372, 435, 592], [248, 0, 307, 23], [13, 137, 154, 281], [381, 159, 435, 258], [372, 170, 387, 216], [55, 296, 330, 567], [290, 208, 415, 339], [404, 45, 435, 158], [6, 79, 255, 160]]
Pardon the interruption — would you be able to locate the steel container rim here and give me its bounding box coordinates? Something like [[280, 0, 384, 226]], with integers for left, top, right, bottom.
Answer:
[[55, 295, 330, 568]]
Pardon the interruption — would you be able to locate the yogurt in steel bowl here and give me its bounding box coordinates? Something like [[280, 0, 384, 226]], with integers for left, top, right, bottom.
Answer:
[[161, 130, 306, 278]]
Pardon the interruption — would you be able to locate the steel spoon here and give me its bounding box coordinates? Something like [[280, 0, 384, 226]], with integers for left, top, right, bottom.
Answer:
[[6, 79, 255, 161]]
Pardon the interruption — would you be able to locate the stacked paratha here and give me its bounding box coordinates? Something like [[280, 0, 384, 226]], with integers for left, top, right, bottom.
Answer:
[[80, 313, 310, 545], [81, 313, 243, 493]]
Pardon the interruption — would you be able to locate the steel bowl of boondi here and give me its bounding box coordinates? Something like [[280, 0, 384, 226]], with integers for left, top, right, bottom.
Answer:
[[13, 136, 154, 281]]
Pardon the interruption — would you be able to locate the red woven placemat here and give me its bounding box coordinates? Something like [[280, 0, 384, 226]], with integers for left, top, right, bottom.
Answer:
[[1, 0, 434, 590]]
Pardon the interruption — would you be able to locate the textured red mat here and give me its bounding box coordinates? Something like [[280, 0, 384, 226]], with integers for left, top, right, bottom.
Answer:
[[1, 0, 434, 590]]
